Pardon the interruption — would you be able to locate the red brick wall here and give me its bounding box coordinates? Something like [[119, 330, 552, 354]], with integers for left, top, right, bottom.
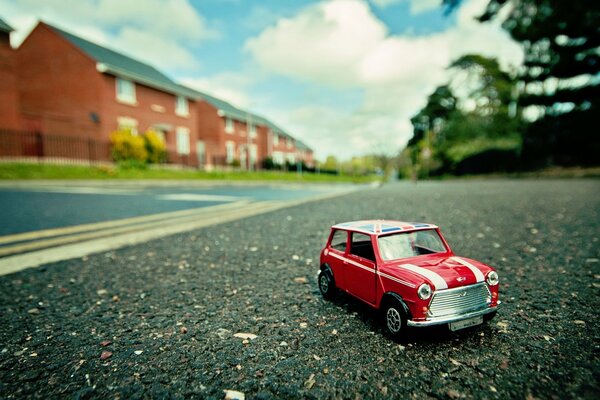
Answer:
[[195, 101, 224, 167], [0, 32, 21, 130], [16, 23, 103, 137], [256, 124, 269, 167], [99, 74, 198, 166]]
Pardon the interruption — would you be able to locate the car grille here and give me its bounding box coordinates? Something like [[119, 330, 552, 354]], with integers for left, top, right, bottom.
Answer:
[[428, 283, 491, 318]]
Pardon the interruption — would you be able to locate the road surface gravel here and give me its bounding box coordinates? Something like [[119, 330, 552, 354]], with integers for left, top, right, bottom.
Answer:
[[0, 179, 598, 399]]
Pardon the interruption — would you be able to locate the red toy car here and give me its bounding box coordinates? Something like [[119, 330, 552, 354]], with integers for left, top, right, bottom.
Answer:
[[318, 220, 499, 338]]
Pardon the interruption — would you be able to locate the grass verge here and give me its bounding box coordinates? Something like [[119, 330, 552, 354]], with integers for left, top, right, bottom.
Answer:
[[0, 162, 377, 184]]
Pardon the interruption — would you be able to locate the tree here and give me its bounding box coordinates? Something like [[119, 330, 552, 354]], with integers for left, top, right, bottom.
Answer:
[[443, 0, 600, 166], [405, 55, 521, 176]]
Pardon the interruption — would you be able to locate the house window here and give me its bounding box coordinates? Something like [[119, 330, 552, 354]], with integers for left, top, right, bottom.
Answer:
[[116, 78, 136, 104], [176, 127, 190, 155], [225, 118, 234, 133], [249, 144, 257, 164], [273, 133, 279, 146], [175, 96, 189, 116], [226, 141, 235, 164], [117, 116, 138, 135], [287, 138, 293, 149], [249, 124, 257, 138], [273, 151, 284, 165]]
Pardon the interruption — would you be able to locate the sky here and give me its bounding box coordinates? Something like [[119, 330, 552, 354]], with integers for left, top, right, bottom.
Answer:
[[0, 0, 523, 160]]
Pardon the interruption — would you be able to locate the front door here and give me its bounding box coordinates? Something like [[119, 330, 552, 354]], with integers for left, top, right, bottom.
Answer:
[[196, 140, 206, 167], [345, 232, 377, 304]]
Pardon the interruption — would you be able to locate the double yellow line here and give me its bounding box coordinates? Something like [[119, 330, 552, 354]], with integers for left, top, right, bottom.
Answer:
[[0, 186, 359, 276], [0, 201, 253, 257]]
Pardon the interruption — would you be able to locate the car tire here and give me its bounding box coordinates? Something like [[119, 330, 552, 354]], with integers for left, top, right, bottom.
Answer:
[[318, 269, 336, 299], [382, 298, 407, 340]]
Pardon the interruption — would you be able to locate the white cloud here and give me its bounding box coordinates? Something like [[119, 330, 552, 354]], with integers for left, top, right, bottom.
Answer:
[[181, 73, 255, 110], [3, 0, 213, 72], [246, 0, 523, 159], [245, 0, 387, 87]]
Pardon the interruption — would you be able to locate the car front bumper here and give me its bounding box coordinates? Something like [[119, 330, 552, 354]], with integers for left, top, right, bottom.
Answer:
[[407, 305, 498, 327]]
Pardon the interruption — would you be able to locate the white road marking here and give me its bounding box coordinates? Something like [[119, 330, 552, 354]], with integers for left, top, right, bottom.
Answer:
[[156, 194, 243, 202]]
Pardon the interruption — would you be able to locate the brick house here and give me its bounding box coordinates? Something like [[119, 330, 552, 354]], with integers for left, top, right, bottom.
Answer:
[[15, 22, 200, 166], [1, 18, 313, 169], [183, 86, 312, 170], [0, 18, 20, 130]]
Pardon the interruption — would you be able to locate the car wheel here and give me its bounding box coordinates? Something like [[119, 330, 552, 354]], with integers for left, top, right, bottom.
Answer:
[[318, 269, 336, 299], [383, 299, 407, 339]]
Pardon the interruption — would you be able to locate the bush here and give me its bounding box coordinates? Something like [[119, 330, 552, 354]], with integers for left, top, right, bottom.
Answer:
[[143, 130, 167, 164], [110, 129, 147, 163]]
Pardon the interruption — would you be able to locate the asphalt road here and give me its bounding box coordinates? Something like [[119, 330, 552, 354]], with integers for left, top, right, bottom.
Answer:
[[0, 183, 344, 235], [0, 179, 598, 399]]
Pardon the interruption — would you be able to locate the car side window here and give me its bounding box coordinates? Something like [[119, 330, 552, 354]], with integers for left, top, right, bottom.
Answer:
[[330, 230, 347, 252], [350, 232, 376, 262]]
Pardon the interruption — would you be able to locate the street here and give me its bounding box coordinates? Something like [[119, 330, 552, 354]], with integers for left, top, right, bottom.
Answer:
[[0, 179, 598, 399], [0, 183, 346, 235]]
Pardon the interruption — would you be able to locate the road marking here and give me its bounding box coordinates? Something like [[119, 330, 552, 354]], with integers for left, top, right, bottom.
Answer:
[[156, 193, 243, 202], [0, 201, 251, 245], [0, 201, 254, 256], [0, 187, 359, 276]]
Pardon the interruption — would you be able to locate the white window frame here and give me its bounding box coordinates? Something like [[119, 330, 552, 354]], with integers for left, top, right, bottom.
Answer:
[[117, 116, 138, 135], [225, 118, 234, 133], [175, 96, 189, 117], [176, 127, 190, 155], [273, 133, 279, 146], [116, 78, 136, 104], [273, 151, 284, 165], [287, 138, 293, 149], [225, 141, 235, 163], [249, 124, 257, 138], [249, 144, 257, 164]]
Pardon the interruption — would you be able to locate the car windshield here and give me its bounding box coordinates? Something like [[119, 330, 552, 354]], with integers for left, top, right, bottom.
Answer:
[[377, 229, 447, 261]]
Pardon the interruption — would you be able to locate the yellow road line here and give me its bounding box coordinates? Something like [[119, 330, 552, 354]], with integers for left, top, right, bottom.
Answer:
[[0, 186, 360, 276], [0, 200, 251, 245], [0, 200, 270, 257]]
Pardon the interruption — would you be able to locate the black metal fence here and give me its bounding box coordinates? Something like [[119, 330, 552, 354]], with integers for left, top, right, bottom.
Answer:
[[0, 129, 200, 168], [0, 129, 111, 165]]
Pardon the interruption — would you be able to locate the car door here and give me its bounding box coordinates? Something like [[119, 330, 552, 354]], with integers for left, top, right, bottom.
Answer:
[[326, 229, 349, 290], [345, 232, 377, 304]]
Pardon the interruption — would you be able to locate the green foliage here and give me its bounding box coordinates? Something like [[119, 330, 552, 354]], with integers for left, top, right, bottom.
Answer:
[[442, 0, 600, 166], [0, 162, 379, 183], [405, 53, 523, 176], [110, 129, 147, 164], [143, 130, 167, 164]]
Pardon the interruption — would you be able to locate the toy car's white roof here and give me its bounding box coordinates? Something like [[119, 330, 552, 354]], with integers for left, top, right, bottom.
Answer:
[[332, 220, 438, 236]]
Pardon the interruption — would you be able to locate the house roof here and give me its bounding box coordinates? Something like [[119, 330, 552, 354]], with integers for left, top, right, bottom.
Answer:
[[295, 139, 312, 151], [179, 84, 312, 151], [45, 22, 191, 98], [0, 18, 14, 34]]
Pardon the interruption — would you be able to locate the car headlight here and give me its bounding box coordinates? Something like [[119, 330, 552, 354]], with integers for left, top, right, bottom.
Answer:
[[486, 271, 499, 286], [417, 283, 432, 300]]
